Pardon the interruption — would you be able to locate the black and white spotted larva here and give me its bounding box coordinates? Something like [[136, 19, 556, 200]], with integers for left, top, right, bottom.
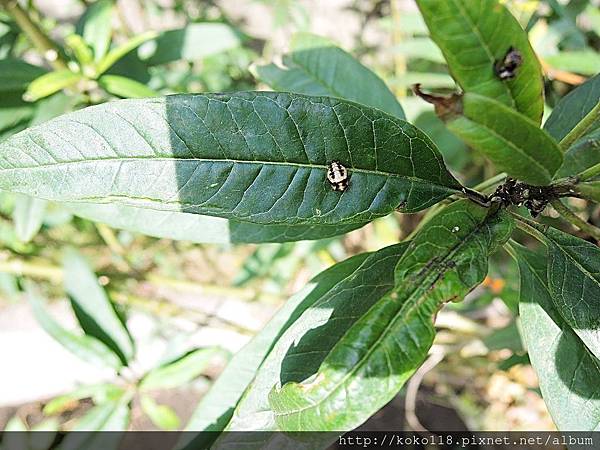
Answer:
[[326, 160, 350, 192], [494, 46, 523, 80]]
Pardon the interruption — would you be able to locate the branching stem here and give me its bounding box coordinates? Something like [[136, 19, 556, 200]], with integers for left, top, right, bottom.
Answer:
[[0, 0, 68, 70]]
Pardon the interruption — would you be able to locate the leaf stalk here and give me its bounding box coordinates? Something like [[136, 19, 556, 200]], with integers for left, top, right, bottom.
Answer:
[[559, 100, 600, 152]]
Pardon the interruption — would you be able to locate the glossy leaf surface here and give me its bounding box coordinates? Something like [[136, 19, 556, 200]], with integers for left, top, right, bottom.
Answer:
[[0, 92, 462, 226], [182, 252, 373, 449], [255, 33, 405, 119], [268, 201, 513, 432], [69, 202, 367, 244], [447, 94, 562, 185], [546, 74, 600, 178], [416, 0, 544, 123], [511, 243, 600, 431], [544, 226, 600, 360]]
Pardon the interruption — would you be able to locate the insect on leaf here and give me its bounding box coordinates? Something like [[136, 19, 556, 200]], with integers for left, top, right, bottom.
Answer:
[[0, 92, 463, 227]]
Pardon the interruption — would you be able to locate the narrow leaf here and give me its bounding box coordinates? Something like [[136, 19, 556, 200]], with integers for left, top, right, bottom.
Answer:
[[43, 383, 124, 415], [96, 31, 158, 76], [255, 33, 405, 119], [545, 51, 600, 76], [446, 93, 563, 185], [140, 396, 180, 430], [542, 226, 600, 360], [181, 251, 376, 449], [12, 193, 47, 242], [65, 34, 94, 67], [76, 0, 114, 61], [510, 242, 600, 431], [0, 92, 463, 225], [140, 348, 222, 391], [546, 74, 600, 178], [140, 23, 241, 66], [60, 394, 131, 450], [416, 0, 544, 123], [25, 283, 122, 370], [212, 244, 408, 450], [269, 200, 513, 432], [24, 70, 83, 102], [68, 202, 367, 244], [63, 248, 134, 364], [98, 74, 158, 98]]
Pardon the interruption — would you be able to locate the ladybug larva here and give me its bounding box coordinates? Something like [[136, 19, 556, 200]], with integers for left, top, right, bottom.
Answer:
[[494, 46, 523, 80], [326, 160, 350, 192]]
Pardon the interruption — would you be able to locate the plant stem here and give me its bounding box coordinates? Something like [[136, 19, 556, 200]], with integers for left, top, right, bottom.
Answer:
[[0, 0, 68, 70], [472, 172, 507, 193], [550, 199, 600, 241], [578, 162, 600, 182], [559, 100, 600, 151], [0, 259, 63, 284]]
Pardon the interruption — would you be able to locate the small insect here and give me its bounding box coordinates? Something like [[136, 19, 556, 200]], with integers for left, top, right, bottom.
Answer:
[[326, 160, 350, 192], [494, 46, 523, 80]]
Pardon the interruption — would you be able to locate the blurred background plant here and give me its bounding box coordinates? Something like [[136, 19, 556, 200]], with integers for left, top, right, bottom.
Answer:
[[0, 0, 597, 435]]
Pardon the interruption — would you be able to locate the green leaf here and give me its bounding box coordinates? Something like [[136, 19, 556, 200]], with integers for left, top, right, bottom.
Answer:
[[182, 250, 377, 449], [43, 383, 125, 415], [268, 200, 513, 432], [140, 348, 221, 391], [24, 70, 83, 102], [210, 245, 407, 450], [542, 226, 600, 360], [96, 31, 158, 76], [12, 193, 47, 242], [255, 33, 405, 119], [0, 59, 47, 93], [446, 93, 563, 185], [139, 23, 241, 66], [73, 395, 131, 431], [68, 202, 367, 244], [76, 0, 114, 62], [546, 74, 600, 178], [98, 74, 158, 98], [60, 394, 131, 450], [545, 51, 600, 76], [65, 34, 94, 67], [140, 396, 180, 430], [416, 0, 544, 123], [25, 283, 122, 370], [63, 248, 134, 364], [0, 92, 463, 225], [510, 242, 600, 431]]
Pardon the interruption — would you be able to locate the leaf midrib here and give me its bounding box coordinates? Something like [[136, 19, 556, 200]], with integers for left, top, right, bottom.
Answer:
[[0, 155, 461, 191], [275, 213, 492, 417], [447, 0, 516, 108], [462, 116, 554, 181]]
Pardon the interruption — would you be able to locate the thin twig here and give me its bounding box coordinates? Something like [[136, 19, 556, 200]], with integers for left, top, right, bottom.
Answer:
[[0, 0, 68, 70]]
